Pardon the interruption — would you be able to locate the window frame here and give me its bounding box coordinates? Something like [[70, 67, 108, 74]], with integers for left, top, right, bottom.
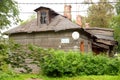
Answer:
[[40, 11, 47, 24]]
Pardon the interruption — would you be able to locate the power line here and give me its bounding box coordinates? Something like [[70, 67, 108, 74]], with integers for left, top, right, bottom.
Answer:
[[18, 2, 118, 14], [18, 2, 119, 5], [19, 10, 88, 14]]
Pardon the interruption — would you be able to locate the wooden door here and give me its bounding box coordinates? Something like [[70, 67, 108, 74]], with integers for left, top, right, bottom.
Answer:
[[80, 41, 84, 53]]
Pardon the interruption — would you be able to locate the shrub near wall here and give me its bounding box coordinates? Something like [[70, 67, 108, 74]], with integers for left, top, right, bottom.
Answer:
[[41, 50, 82, 77], [79, 54, 109, 75], [34, 48, 120, 77]]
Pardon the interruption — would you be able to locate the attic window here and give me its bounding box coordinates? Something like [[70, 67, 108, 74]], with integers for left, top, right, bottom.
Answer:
[[40, 11, 47, 24]]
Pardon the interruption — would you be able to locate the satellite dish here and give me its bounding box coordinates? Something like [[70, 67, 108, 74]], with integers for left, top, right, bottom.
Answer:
[[72, 31, 80, 40]]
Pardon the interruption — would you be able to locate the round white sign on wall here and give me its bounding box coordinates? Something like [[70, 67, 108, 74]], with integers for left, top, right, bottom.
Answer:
[[72, 31, 80, 40]]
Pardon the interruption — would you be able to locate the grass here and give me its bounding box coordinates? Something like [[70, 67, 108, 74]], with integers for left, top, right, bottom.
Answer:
[[3, 74, 120, 80]]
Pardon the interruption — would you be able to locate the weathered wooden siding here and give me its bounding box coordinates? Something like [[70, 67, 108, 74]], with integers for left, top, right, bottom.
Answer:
[[10, 30, 92, 53]]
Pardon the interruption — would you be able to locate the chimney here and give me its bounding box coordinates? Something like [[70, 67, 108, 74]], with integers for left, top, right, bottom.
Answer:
[[76, 15, 82, 27], [64, 5, 72, 20], [85, 23, 90, 28]]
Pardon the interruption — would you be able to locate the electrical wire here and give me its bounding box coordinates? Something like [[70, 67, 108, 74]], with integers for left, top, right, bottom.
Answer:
[[17, 2, 119, 5], [17, 1, 118, 14], [19, 10, 88, 14]]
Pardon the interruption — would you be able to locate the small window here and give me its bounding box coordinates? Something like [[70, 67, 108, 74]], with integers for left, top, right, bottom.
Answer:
[[40, 11, 47, 24]]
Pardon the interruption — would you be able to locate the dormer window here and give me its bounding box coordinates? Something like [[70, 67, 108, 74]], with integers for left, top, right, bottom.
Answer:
[[34, 7, 56, 26], [40, 11, 47, 24]]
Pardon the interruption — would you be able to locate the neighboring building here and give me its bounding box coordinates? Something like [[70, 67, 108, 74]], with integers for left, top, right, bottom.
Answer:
[[5, 6, 93, 53], [85, 27, 118, 56]]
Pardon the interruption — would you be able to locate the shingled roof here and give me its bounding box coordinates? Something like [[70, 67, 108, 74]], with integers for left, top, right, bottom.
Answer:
[[5, 6, 81, 34], [5, 15, 81, 34]]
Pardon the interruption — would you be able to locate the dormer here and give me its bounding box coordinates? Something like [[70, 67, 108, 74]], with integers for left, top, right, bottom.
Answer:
[[34, 6, 58, 27]]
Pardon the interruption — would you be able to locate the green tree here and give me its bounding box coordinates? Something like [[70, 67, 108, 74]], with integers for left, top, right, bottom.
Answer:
[[86, 0, 114, 28], [111, 17, 120, 52], [115, 0, 120, 15], [110, 0, 120, 52], [0, 0, 19, 29]]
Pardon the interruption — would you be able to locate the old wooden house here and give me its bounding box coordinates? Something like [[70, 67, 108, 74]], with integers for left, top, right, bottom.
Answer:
[[5, 6, 93, 53], [4, 5, 118, 74], [5, 5, 117, 56]]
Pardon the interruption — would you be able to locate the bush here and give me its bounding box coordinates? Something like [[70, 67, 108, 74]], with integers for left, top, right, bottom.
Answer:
[[29, 46, 120, 77], [40, 50, 82, 77], [106, 58, 120, 75], [78, 55, 110, 75], [0, 70, 18, 80], [9, 44, 120, 77], [0, 42, 9, 72]]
